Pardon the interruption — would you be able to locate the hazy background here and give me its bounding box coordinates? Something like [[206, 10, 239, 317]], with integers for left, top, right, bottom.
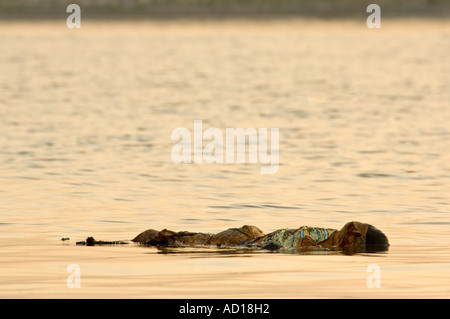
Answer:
[[0, 0, 448, 19]]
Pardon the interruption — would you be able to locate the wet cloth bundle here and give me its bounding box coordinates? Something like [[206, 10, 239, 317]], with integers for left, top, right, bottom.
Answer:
[[129, 221, 389, 253]]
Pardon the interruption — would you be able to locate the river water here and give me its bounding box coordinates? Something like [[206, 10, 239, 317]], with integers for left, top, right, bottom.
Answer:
[[0, 18, 449, 298]]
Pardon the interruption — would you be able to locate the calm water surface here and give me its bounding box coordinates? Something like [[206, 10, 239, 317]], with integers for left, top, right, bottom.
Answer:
[[0, 19, 449, 298]]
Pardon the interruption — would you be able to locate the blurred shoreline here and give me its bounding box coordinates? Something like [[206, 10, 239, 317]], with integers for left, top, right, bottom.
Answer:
[[0, 0, 448, 20]]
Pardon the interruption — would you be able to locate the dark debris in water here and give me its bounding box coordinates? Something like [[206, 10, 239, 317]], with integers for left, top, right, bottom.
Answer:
[[76, 237, 130, 246], [357, 173, 394, 178]]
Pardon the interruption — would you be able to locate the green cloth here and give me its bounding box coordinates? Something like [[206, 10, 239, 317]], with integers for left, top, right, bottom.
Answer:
[[261, 226, 336, 248]]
